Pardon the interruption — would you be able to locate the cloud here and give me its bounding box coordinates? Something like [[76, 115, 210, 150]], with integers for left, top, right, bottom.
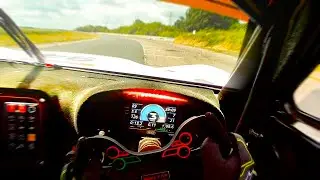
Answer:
[[0, 0, 188, 29]]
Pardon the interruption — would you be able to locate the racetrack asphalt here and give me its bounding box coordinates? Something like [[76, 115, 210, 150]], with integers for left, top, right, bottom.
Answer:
[[42, 35, 145, 64], [41, 34, 238, 73]]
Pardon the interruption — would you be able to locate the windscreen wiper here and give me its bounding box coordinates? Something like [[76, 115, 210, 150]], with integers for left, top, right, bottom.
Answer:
[[0, 8, 45, 64]]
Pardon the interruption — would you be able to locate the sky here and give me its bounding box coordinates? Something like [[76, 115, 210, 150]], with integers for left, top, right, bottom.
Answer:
[[0, 0, 188, 30]]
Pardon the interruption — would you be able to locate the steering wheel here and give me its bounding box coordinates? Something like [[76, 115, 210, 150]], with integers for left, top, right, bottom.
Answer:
[[61, 113, 238, 180]]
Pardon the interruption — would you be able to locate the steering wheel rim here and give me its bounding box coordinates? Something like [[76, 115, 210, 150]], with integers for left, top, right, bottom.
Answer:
[[61, 112, 236, 180]]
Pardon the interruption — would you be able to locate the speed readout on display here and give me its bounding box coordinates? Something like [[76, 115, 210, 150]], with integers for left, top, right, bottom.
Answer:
[[129, 103, 177, 133]]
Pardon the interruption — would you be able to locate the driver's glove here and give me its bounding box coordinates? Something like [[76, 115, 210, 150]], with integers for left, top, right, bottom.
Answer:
[[201, 133, 255, 180]]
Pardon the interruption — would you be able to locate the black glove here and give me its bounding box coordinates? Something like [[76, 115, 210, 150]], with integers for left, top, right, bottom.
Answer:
[[201, 113, 255, 180]]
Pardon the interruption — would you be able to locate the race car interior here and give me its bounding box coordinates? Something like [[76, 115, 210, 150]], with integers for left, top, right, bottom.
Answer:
[[0, 81, 229, 179], [0, 0, 319, 180]]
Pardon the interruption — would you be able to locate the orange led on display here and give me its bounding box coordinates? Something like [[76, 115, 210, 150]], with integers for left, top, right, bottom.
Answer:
[[27, 134, 36, 142]]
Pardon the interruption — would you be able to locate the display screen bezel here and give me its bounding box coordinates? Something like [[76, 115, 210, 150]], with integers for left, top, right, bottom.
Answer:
[[127, 102, 178, 134]]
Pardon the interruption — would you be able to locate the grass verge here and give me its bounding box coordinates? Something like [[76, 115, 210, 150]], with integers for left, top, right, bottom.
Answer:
[[310, 65, 320, 81], [174, 28, 246, 56], [0, 28, 98, 46]]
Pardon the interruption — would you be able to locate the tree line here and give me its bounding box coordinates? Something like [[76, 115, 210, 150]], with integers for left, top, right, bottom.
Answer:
[[75, 8, 245, 37]]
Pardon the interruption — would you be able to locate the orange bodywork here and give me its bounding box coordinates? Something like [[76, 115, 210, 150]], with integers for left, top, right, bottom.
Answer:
[[161, 0, 249, 21]]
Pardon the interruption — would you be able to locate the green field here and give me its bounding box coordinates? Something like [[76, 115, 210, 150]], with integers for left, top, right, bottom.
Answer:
[[0, 28, 98, 46], [174, 28, 246, 55]]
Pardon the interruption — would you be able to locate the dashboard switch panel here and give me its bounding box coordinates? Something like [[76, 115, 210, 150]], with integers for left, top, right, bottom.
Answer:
[[4, 102, 39, 152], [0, 89, 48, 159]]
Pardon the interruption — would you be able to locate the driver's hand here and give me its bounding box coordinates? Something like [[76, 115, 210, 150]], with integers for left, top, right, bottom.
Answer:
[[201, 134, 255, 180]]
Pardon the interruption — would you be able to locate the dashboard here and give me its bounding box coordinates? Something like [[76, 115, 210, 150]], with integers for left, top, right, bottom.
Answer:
[[0, 62, 224, 179], [77, 88, 223, 153], [76, 88, 223, 179]]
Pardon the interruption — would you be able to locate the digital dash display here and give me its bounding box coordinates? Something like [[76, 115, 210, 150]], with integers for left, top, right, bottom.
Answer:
[[129, 103, 177, 133]]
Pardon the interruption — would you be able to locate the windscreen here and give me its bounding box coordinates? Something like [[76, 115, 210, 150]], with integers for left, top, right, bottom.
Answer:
[[0, 0, 247, 87]]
